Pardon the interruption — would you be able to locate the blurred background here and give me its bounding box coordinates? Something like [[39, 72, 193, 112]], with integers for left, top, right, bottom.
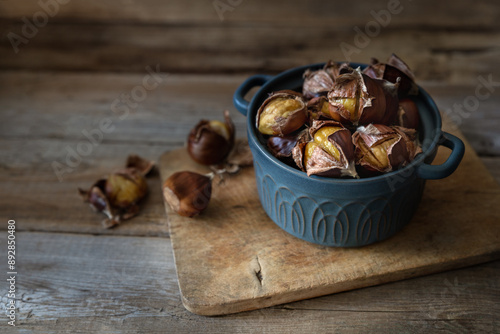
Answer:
[[1, 0, 499, 78], [1, 0, 499, 152]]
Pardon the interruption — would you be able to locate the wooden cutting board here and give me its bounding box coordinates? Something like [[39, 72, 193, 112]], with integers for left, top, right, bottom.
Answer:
[[159, 121, 500, 316]]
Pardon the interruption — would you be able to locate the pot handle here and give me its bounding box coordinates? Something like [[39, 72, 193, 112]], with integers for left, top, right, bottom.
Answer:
[[416, 132, 465, 180], [233, 74, 273, 116]]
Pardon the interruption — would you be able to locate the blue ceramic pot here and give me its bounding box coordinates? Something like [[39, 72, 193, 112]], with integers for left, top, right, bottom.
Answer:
[[233, 63, 465, 247]]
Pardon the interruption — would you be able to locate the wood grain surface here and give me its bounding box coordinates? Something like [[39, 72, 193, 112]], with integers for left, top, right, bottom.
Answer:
[[0, 232, 497, 333], [1, 0, 499, 332]]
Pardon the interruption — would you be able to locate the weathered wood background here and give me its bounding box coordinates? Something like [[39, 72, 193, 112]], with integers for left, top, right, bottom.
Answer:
[[0, 0, 499, 332]]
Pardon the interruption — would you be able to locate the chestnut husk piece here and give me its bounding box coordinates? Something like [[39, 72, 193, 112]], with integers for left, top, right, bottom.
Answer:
[[325, 60, 353, 77], [302, 61, 355, 100], [327, 68, 399, 127], [126, 154, 155, 176], [397, 98, 420, 129], [363, 54, 418, 98], [187, 110, 235, 166], [352, 124, 421, 174], [256, 90, 308, 136], [291, 128, 312, 173], [302, 68, 335, 100], [215, 138, 254, 175], [163, 171, 212, 218], [225, 138, 253, 168], [78, 155, 154, 228], [293, 120, 358, 178]]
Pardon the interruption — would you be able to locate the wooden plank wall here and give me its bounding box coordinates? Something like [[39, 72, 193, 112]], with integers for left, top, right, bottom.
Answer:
[[1, 0, 499, 80], [1, 0, 499, 156]]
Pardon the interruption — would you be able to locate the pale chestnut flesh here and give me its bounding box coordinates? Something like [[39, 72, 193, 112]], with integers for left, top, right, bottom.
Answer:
[[208, 120, 231, 141], [357, 137, 398, 170], [331, 97, 358, 122], [304, 126, 343, 165], [105, 172, 147, 209], [258, 97, 305, 135], [292, 120, 358, 178]]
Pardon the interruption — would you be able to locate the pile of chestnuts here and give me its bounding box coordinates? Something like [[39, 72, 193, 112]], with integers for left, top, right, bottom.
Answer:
[[258, 54, 422, 179]]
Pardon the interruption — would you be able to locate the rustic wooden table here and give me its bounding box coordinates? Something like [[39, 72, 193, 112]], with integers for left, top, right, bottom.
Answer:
[[1, 1, 499, 332]]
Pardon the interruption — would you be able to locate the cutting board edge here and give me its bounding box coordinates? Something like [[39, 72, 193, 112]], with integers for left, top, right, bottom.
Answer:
[[177, 250, 500, 316]]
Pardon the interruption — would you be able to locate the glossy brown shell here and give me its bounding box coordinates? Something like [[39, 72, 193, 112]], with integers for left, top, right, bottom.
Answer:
[[187, 110, 235, 165], [256, 90, 308, 136]]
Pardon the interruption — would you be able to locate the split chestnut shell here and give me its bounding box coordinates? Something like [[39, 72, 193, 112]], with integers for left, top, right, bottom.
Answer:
[[353, 124, 421, 173], [293, 120, 358, 178], [327, 68, 399, 127], [256, 90, 308, 136], [363, 54, 418, 98], [187, 110, 235, 166]]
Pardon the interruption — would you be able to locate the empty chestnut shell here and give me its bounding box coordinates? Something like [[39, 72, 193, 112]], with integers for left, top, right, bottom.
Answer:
[[267, 134, 299, 159]]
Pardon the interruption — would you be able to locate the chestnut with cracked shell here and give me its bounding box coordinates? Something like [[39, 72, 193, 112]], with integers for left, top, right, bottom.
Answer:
[[256, 90, 308, 136], [397, 98, 420, 129], [363, 53, 418, 98], [293, 120, 358, 178], [352, 124, 421, 174], [78, 155, 155, 228], [187, 110, 235, 166], [327, 68, 399, 127]]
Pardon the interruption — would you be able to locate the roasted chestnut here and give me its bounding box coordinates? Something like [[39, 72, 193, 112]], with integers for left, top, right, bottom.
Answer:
[[363, 54, 418, 97], [397, 98, 420, 129], [187, 110, 235, 165], [327, 68, 399, 127], [353, 124, 420, 173], [163, 171, 212, 218], [256, 90, 308, 136], [78, 155, 154, 228], [293, 120, 358, 178], [306, 96, 332, 123]]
